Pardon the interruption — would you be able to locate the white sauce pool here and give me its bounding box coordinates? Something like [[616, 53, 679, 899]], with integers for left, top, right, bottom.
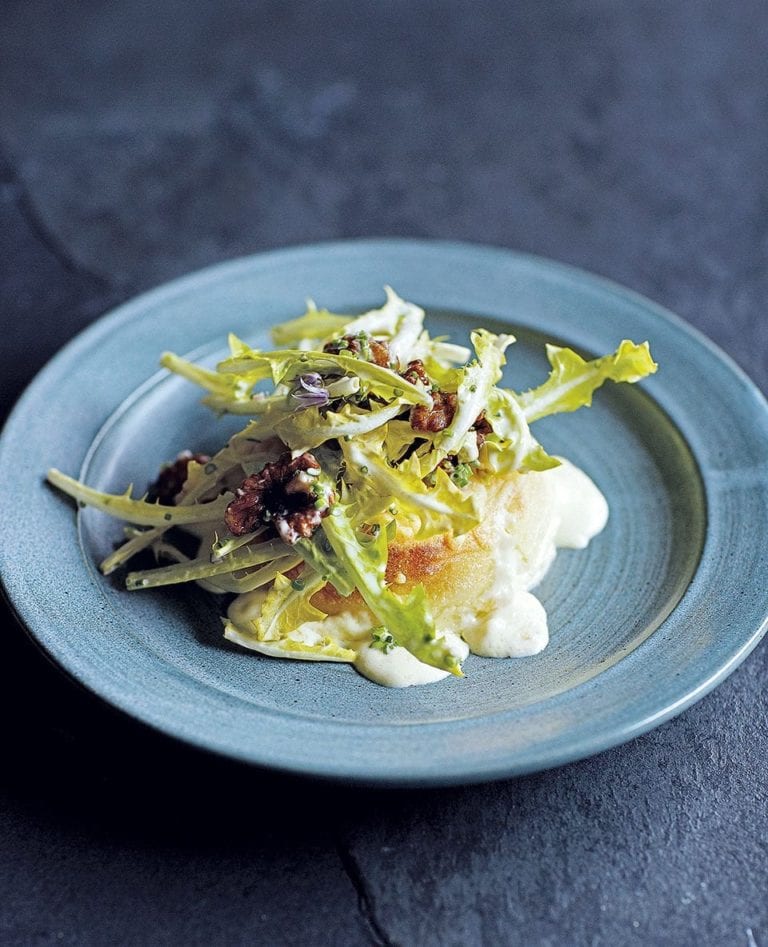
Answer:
[[457, 459, 608, 660], [460, 589, 549, 658], [547, 459, 609, 549]]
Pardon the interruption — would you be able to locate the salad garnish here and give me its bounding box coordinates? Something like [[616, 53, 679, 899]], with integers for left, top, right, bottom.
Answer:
[[47, 288, 657, 682]]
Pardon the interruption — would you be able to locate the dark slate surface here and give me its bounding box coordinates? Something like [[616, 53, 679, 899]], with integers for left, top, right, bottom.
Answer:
[[1, 1, 766, 944]]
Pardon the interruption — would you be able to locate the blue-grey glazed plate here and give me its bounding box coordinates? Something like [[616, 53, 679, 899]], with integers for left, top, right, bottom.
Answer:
[[1, 240, 767, 786]]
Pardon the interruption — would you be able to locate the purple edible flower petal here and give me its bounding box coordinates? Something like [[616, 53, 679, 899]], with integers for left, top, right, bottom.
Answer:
[[299, 372, 323, 389], [291, 372, 330, 409]]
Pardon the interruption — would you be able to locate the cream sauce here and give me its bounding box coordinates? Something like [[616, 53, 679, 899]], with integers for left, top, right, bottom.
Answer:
[[354, 632, 469, 687], [460, 589, 549, 658], [442, 459, 607, 663], [547, 458, 609, 549]]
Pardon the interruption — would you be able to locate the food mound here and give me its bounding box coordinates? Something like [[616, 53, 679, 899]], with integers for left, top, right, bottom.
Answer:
[[48, 289, 657, 687]]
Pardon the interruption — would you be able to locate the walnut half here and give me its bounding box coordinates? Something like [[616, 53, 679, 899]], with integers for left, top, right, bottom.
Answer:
[[148, 451, 211, 505], [224, 452, 334, 544]]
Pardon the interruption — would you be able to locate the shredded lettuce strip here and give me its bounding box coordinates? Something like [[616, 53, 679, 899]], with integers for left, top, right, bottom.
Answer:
[[223, 623, 356, 662], [221, 569, 357, 661], [125, 537, 293, 590], [423, 329, 514, 473], [481, 389, 561, 475], [346, 286, 425, 368], [159, 352, 244, 401], [237, 571, 328, 642], [270, 307, 349, 346], [516, 340, 658, 422], [216, 345, 432, 405], [292, 531, 355, 599], [275, 401, 406, 453], [341, 436, 479, 538], [320, 511, 462, 675], [47, 469, 232, 527], [270, 288, 470, 370]]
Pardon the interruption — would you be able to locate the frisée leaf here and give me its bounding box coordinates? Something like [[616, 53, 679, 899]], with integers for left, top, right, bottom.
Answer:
[[517, 340, 658, 422], [320, 510, 462, 675]]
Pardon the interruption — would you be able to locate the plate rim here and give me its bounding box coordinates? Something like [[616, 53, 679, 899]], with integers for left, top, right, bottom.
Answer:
[[2, 238, 767, 786]]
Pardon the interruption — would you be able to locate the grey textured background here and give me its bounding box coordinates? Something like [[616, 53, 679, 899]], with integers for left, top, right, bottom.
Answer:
[[1, 1, 766, 945]]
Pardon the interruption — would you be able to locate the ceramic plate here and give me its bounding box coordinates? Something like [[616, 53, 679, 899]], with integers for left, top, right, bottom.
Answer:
[[2, 240, 767, 785]]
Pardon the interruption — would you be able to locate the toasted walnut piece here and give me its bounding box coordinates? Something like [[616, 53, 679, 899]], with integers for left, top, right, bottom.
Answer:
[[410, 391, 458, 433], [473, 411, 493, 447], [284, 562, 304, 581], [148, 451, 211, 505], [274, 507, 327, 545], [323, 335, 391, 367], [224, 451, 333, 543], [367, 338, 391, 368], [400, 359, 431, 389]]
